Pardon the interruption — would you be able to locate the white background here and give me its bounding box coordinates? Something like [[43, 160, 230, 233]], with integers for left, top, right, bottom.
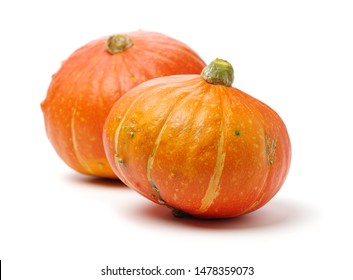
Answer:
[[1, 0, 352, 279]]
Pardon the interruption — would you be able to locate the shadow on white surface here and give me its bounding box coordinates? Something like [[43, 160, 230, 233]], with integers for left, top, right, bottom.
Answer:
[[62, 173, 318, 231], [64, 173, 126, 188], [126, 198, 317, 231]]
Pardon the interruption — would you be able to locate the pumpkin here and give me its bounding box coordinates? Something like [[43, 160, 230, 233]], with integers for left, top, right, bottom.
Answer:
[[41, 30, 206, 178], [103, 58, 291, 218]]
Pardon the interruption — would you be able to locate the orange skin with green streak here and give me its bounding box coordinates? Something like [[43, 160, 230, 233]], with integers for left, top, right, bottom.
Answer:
[[103, 74, 291, 219], [41, 31, 206, 178]]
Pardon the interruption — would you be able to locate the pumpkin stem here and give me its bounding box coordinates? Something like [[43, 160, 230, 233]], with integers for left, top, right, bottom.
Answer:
[[201, 58, 234, 87], [105, 34, 133, 54]]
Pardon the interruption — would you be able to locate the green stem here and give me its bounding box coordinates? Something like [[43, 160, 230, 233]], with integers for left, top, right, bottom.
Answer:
[[105, 34, 133, 54], [201, 58, 234, 87]]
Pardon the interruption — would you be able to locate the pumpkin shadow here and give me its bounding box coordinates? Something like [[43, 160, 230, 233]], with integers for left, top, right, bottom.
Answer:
[[129, 198, 316, 230], [64, 173, 126, 188]]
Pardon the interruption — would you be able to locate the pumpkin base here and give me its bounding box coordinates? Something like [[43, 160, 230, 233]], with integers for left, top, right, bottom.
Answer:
[[171, 207, 192, 218]]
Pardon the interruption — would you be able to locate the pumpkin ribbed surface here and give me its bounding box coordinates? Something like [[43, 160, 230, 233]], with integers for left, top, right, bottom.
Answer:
[[103, 63, 291, 218], [41, 31, 205, 178]]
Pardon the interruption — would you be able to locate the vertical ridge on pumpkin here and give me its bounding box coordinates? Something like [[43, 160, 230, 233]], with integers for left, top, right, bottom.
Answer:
[[194, 88, 226, 215], [146, 120, 169, 201], [147, 89, 198, 204], [234, 91, 284, 216], [69, 74, 95, 174], [113, 90, 148, 187]]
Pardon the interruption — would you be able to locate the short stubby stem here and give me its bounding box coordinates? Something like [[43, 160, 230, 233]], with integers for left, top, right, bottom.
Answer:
[[201, 58, 234, 87], [105, 34, 133, 54]]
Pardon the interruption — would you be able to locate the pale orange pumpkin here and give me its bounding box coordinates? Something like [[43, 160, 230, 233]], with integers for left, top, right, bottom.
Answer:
[[41, 30, 206, 178], [103, 58, 291, 218]]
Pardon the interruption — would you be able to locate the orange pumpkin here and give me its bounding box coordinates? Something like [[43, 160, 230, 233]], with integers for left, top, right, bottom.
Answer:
[[41, 30, 206, 178], [103, 58, 291, 218]]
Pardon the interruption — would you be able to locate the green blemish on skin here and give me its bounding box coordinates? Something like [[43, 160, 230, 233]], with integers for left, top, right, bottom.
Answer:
[[150, 180, 191, 218], [129, 131, 134, 139], [150, 181, 166, 205], [235, 130, 241, 136], [265, 135, 277, 165], [116, 156, 126, 165]]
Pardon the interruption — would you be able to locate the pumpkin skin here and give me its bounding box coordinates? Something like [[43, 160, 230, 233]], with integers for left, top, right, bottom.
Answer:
[[103, 59, 291, 218], [41, 30, 206, 178]]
